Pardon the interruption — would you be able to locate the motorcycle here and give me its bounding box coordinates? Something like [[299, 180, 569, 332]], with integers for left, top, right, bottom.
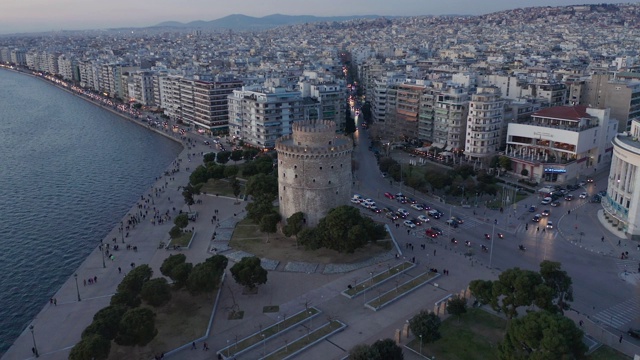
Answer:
[[464, 240, 471, 247], [451, 238, 458, 244], [481, 245, 489, 252], [497, 233, 504, 239], [519, 244, 526, 252], [484, 233, 491, 240]]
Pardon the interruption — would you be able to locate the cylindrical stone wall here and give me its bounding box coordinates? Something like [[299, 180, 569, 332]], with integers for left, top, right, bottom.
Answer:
[[276, 120, 353, 227]]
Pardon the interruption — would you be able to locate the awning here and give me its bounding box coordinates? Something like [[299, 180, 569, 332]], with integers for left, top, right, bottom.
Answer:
[[440, 151, 453, 156], [430, 143, 445, 149]]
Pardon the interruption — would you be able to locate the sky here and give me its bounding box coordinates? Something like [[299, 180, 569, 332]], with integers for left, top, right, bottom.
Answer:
[[0, 0, 635, 34]]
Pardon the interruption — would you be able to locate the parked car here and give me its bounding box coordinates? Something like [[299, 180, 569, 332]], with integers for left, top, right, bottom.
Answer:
[[410, 217, 422, 226], [428, 209, 442, 219], [425, 229, 439, 238], [430, 227, 443, 235], [418, 215, 430, 223], [628, 328, 640, 339], [451, 216, 464, 224], [410, 204, 424, 211], [369, 206, 381, 213], [384, 192, 395, 199], [541, 197, 552, 205], [579, 192, 588, 199], [598, 190, 607, 197], [529, 206, 537, 212], [590, 195, 602, 203], [403, 220, 416, 228], [578, 181, 586, 187], [397, 208, 410, 217]]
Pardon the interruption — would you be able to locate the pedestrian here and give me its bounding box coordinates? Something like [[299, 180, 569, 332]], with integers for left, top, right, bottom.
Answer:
[[618, 239, 621, 246], [601, 236, 605, 242], [579, 320, 583, 327], [191, 342, 196, 350], [54, 298, 57, 306], [94, 276, 97, 283], [433, 249, 436, 256], [118, 267, 122, 274], [619, 334, 623, 343], [568, 210, 571, 215], [50, 298, 53, 304], [203, 342, 208, 350], [407, 229, 410, 235]]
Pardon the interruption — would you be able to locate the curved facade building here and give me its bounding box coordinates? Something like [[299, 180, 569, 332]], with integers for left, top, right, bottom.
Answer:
[[276, 120, 353, 227], [606, 119, 640, 238]]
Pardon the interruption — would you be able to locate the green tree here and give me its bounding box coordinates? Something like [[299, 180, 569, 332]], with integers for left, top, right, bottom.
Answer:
[[181, 183, 201, 211], [174, 213, 189, 229], [498, 311, 587, 360], [169, 225, 182, 239], [69, 333, 111, 360], [231, 177, 242, 200], [245, 173, 278, 199], [109, 289, 141, 308], [115, 308, 158, 346], [349, 344, 375, 360], [82, 305, 128, 340], [231, 149, 244, 163], [243, 148, 259, 160], [521, 168, 529, 177], [246, 197, 278, 223], [446, 295, 468, 321], [409, 310, 441, 344], [499, 156, 513, 171], [283, 212, 305, 237], [160, 254, 186, 278], [224, 165, 239, 178], [370, 339, 404, 360], [207, 163, 225, 179], [117, 265, 153, 296], [140, 278, 172, 307], [170, 262, 193, 289], [539, 260, 573, 313], [230, 256, 268, 291], [469, 279, 494, 306], [185, 255, 227, 295], [216, 150, 231, 164], [203, 152, 216, 163], [254, 156, 275, 174], [189, 165, 209, 185], [260, 213, 280, 234]]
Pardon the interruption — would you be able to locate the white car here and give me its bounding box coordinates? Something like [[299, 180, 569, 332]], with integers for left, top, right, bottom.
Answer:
[[397, 208, 410, 217], [352, 194, 363, 202], [579, 192, 588, 199], [403, 220, 416, 228], [410, 204, 424, 211], [540, 197, 552, 205], [418, 215, 430, 223], [350, 198, 361, 204], [546, 221, 554, 229]]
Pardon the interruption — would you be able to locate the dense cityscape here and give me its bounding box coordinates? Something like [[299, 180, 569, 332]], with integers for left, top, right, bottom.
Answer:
[[3, 2, 640, 359]]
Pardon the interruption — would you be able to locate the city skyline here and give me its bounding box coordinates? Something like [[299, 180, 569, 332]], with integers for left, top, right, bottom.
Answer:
[[1, 0, 634, 34]]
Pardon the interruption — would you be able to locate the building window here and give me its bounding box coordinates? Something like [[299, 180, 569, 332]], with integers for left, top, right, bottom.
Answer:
[[328, 181, 332, 184], [313, 179, 315, 182], [320, 167, 322, 170], [294, 165, 297, 169], [295, 175, 298, 178], [331, 165, 334, 169]]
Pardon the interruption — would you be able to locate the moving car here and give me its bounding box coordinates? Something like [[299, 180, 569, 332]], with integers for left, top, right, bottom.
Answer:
[[425, 229, 439, 238], [550, 201, 560, 207], [546, 221, 554, 229], [529, 206, 537, 212], [541, 197, 552, 205], [410, 204, 424, 211], [564, 194, 574, 201], [410, 217, 423, 226], [418, 215, 430, 223], [430, 227, 443, 235], [369, 206, 381, 213], [587, 177, 594, 183], [397, 208, 410, 217], [445, 219, 459, 228], [384, 192, 395, 199], [532, 214, 542, 222], [385, 212, 399, 220], [579, 192, 588, 199], [542, 209, 550, 216], [451, 216, 464, 224]]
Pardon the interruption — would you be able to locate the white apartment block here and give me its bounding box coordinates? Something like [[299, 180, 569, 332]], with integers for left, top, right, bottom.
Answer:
[[465, 87, 504, 161], [506, 105, 616, 183], [433, 86, 469, 151]]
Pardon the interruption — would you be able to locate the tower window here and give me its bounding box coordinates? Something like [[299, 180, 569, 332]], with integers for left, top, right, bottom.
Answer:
[[295, 175, 298, 178], [313, 179, 315, 182], [328, 181, 332, 184], [294, 165, 297, 169], [320, 167, 322, 170], [331, 165, 334, 169]]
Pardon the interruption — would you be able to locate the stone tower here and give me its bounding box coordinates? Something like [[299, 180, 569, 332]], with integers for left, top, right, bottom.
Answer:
[[276, 120, 353, 227]]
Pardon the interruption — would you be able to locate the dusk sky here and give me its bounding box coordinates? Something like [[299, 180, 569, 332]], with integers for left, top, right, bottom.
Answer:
[[1, 0, 635, 34]]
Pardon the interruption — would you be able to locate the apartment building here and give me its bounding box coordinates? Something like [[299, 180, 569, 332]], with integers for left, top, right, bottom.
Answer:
[[506, 105, 616, 183], [581, 73, 640, 132], [433, 86, 469, 151], [465, 87, 504, 161]]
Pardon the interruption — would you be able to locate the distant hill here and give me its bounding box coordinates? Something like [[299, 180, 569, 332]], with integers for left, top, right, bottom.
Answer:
[[153, 13, 384, 30]]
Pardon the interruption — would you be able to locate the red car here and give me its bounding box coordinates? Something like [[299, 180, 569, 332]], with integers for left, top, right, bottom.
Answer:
[[426, 229, 439, 238], [384, 192, 395, 199]]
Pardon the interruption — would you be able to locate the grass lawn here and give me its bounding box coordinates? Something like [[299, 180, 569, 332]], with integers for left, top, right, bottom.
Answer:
[[107, 289, 214, 360], [344, 262, 414, 297], [263, 305, 280, 313], [169, 231, 193, 247], [587, 346, 632, 360], [200, 178, 244, 198], [225, 307, 320, 355], [229, 218, 391, 264], [369, 271, 436, 308], [408, 308, 506, 360], [262, 320, 344, 360]]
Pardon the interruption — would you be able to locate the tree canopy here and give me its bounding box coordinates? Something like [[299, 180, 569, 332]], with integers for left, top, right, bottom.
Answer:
[[114, 307, 158, 346], [283, 212, 305, 237], [230, 256, 268, 291], [446, 295, 468, 321], [69, 333, 111, 360], [186, 255, 228, 295], [498, 311, 587, 360], [350, 338, 403, 360], [409, 310, 441, 344], [140, 278, 172, 307]]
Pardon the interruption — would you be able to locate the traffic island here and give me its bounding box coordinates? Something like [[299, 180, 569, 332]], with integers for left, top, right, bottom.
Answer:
[[217, 307, 321, 358], [260, 320, 347, 360], [341, 261, 415, 299], [365, 271, 440, 311]]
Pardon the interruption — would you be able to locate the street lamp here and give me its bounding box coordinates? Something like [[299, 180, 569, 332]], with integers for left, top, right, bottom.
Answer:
[[99, 240, 105, 269], [308, 311, 313, 330], [489, 222, 495, 268], [74, 273, 81, 301], [120, 221, 124, 243], [227, 340, 230, 358], [29, 325, 39, 358], [419, 334, 423, 355], [261, 334, 266, 356]]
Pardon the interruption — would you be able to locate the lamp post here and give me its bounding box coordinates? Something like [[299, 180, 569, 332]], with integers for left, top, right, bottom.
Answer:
[[277, 316, 281, 333], [120, 221, 124, 243], [99, 240, 105, 269], [74, 273, 81, 301], [308, 311, 313, 330], [261, 334, 266, 356], [489, 222, 495, 268], [29, 325, 39, 358], [227, 340, 230, 358], [419, 334, 423, 355]]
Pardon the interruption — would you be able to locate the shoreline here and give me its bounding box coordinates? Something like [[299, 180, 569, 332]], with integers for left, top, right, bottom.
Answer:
[[0, 68, 205, 359]]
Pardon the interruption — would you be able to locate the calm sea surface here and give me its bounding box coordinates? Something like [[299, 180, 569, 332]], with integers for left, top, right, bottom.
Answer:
[[0, 69, 182, 354]]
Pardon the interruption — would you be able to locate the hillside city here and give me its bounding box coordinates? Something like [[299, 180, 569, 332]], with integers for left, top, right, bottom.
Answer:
[[5, 2, 640, 359]]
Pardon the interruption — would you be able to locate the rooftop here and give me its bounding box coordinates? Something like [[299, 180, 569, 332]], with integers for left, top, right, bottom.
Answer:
[[532, 105, 589, 121]]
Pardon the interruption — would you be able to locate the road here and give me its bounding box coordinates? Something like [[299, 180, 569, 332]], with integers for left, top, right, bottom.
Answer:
[[351, 125, 636, 325]]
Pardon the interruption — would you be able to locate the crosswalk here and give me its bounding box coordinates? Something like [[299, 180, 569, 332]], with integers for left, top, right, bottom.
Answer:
[[592, 297, 640, 329]]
